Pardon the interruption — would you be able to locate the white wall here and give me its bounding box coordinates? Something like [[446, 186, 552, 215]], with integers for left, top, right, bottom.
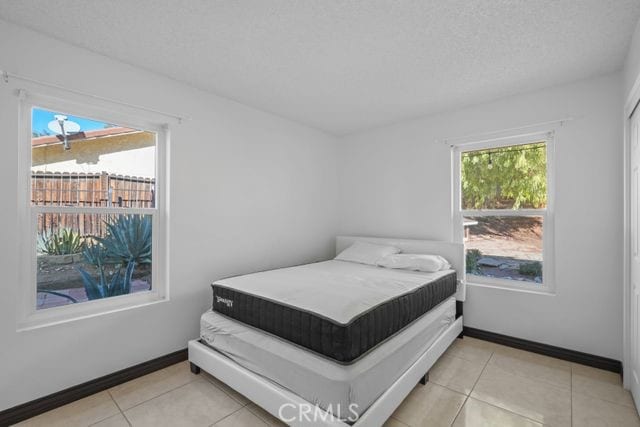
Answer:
[[625, 18, 640, 97], [338, 73, 624, 360], [0, 20, 339, 411]]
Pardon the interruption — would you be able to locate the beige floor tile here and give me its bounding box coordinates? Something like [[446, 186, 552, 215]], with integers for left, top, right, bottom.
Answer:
[[571, 364, 634, 407], [445, 337, 495, 365], [452, 397, 543, 427], [16, 348, 640, 427], [123, 378, 242, 427], [215, 407, 267, 426], [90, 413, 130, 427], [429, 354, 485, 395], [493, 345, 572, 369], [383, 417, 409, 426], [462, 337, 500, 349], [109, 361, 198, 410], [572, 392, 640, 426], [246, 403, 287, 426], [391, 383, 466, 427], [571, 363, 622, 381], [487, 350, 571, 390], [471, 364, 571, 426], [15, 391, 120, 427], [202, 371, 250, 405]]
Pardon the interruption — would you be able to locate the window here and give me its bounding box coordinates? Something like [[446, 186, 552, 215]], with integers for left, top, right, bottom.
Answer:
[[18, 92, 168, 329], [453, 132, 554, 292]]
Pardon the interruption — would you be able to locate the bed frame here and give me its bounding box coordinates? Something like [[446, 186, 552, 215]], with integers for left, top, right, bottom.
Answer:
[[188, 236, 466, 427]]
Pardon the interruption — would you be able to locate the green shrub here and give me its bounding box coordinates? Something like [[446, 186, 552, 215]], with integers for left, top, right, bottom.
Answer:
[[519, 261, 542, 277], [466, 249, 482, 273], [38, 229, 84, 255]]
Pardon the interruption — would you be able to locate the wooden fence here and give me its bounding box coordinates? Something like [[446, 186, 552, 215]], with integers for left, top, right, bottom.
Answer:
[[32, 171, 155, 237]]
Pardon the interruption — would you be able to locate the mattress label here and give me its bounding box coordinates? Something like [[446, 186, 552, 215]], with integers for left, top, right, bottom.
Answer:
[[215, 295, 234, 308]]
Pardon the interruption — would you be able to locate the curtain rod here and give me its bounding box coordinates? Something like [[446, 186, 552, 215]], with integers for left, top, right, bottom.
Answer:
[[439, 117, 575, 147], [1, 68, 188, 124]]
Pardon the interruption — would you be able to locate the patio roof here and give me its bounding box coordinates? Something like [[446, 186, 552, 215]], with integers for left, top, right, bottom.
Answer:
[[31, 127, 140, 147]]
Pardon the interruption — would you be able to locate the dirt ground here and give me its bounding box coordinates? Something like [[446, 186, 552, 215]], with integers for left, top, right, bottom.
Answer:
[[36, 258, 153, 309], [465, 216, 543, 283], [37, 258, 152, 290], [466, 216, 543, 261]]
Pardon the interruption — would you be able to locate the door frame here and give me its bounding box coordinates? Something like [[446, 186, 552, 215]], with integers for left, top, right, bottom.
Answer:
[[624, 73, 640, 392]]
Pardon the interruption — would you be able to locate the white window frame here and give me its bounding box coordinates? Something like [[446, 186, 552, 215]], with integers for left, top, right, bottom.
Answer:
[[17, 90, 170, 330], [452, 130, 556, 294]]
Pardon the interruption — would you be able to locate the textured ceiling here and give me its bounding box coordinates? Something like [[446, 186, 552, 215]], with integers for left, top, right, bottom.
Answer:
[[1, 1, 639, 135]]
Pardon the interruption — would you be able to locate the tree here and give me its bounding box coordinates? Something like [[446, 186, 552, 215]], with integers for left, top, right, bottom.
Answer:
[[461, 142, 546, 209]]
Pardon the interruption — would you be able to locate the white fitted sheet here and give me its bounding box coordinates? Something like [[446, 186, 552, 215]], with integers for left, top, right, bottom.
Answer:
[[200, 296, 456, 419]]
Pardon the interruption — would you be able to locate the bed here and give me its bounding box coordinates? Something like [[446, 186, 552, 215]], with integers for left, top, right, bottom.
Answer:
[[188, 236, 466, 426]]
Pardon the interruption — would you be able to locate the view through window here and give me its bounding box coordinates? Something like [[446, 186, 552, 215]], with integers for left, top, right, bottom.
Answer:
[[32, 107, 157, 310], [460, 141, 548, 286]]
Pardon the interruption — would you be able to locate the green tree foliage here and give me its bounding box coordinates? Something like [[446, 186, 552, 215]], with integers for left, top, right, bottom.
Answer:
[[461, 143, 547, 210]]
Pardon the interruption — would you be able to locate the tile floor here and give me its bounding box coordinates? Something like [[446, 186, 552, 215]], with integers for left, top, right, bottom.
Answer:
[[15, 337, 640, 426]]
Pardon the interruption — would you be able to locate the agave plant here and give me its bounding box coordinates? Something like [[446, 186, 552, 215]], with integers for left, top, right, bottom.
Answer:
[[81, 239, 110, 267], [38, 228, 84, 255], [96, 215, 152, 266], [77, 215, 151, 300], [78, 259, 136, 300]]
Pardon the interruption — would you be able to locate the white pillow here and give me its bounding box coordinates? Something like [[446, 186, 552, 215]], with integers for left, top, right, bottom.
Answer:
[[335, 242, 401, 265], [377, 254, 451, 272]]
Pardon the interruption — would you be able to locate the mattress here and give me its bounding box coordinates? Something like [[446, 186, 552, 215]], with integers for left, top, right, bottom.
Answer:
[[211, 260, 457, 363], [201, 296, 456, 419]]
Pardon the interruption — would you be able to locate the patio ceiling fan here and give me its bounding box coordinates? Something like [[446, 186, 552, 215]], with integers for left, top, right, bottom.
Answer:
[[48, 115, 80, 150]]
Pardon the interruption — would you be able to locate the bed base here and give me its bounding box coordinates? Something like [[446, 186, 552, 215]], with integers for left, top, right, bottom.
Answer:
[[419, 372, 429, 385], [456, 300, 464, 338], [188, 316, 462, 427]]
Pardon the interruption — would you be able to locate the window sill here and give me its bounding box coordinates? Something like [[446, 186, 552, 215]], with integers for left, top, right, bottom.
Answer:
[[466, 281, 556, 296], [17, 291, 168, 332]]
